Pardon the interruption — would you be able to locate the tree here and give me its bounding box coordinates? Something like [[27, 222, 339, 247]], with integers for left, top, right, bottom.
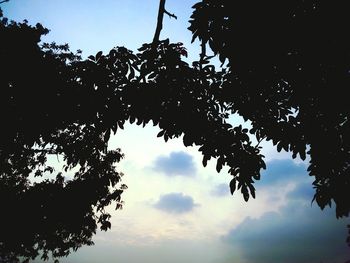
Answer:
[[0, 8, 127, 261], [188, 0, 350, 217], [1, 0, 349, 261]]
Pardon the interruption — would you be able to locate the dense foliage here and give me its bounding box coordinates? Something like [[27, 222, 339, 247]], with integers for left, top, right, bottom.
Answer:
[[1, 0, 350, 261], [188, 0, 350, 217], [0, 9, 126, 261]]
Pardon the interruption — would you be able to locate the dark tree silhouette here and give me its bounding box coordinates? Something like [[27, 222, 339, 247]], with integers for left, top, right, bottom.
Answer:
[[188, 0, 350, 218], [0, 8, 127, 262], [1, 0, 350, 261]]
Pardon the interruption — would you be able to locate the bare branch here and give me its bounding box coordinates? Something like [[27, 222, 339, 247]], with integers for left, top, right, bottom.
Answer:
[[152, 0, 177, 45], [152, 0, 166, 45], [255, 136, 266, 149], [164, 9, 177, 19]]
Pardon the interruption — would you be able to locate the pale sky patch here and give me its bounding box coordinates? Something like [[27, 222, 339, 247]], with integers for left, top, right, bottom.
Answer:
[[211, 183, 230, 197]]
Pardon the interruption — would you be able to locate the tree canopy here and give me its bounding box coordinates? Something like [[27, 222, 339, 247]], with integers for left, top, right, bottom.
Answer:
[[1, 0, 350, 261]]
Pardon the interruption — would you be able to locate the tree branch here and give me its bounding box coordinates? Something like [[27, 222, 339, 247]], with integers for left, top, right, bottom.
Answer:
[[199, 39, 206, 70], [0, 0, 9, 4], [164, 9, 177, 19], [152, 0, 177, 45], [152, 0, 166, 45], [255, 136, 266, 149], [32, 148, 58, 155]]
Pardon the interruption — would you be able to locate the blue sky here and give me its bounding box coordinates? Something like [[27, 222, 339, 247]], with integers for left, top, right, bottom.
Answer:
[[2, 1, 350, 262], [2, 0, 200, 60]]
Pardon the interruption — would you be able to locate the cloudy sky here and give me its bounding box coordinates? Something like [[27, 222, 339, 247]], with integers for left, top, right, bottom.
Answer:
[[3, 1, 350, 262]]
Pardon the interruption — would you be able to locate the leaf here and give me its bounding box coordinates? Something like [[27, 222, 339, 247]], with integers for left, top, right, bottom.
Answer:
[[219, 53, 226, 64], [216, 157, 223, 173], [118, 121, 124, 129], [183, 134, 193, 146], [96, 51, 103, 60], [191, 31, 198, 43], [248, 183, 256, 199], [241, 185, 249, 202], [109, 49, 117, 57], [104, 129, 111, 143], [152, 119, 158, 126], [148, 71, 158, 79], [192, 2, 203, 9], [237, 180, 242, 190], [136, 118, 142, 125], [277, 142, 283, 152], [253, 172, 260, 180], [112, 124, 118, 134], [229, 178, 236, 195], [138, 43, 150, 52], [157, 130, 165, 137], [202, 155, 209, 167]]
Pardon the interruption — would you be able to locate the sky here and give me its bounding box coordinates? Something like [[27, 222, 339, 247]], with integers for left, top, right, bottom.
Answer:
[[2, 1, 350, 262]]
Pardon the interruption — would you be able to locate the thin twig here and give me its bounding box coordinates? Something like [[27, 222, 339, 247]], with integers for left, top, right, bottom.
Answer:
[[164, 9, 177, 19], [255, 136, 266, 149]]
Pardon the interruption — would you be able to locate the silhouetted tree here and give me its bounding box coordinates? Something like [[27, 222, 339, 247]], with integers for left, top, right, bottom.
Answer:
[[1, 0, 350, 261], [188, 0, 350, 217], [0, 8, 126, 262]]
